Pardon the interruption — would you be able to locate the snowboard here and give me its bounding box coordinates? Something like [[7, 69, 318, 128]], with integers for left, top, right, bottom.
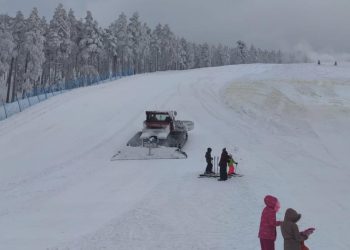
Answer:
[[215, 174, 243, 180], [198, 173, 242, 178], [198, 173, 219, 178], [229, 173, 244, 177]]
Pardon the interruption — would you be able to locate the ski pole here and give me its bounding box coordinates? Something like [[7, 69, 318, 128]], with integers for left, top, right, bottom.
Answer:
[[214, 156, 216, 174], [217, 156, 219, 174]]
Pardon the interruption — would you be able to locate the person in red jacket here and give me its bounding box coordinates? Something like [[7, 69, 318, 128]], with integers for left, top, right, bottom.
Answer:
[[258, 195, 282, 250]]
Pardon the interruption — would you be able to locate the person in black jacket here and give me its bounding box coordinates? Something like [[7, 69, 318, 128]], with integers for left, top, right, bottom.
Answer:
[[218, 148, 229, 181], [205, 147, 214, 174]]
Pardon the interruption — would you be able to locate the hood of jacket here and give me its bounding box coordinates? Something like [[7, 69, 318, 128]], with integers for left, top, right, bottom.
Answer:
[[264, 195, 278, 209], [284, 208, 301, 223]]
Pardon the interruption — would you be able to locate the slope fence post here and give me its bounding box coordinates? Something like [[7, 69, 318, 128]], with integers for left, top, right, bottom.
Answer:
[[50, 86, 54, 96], [1, 99, 8, 119], [215, 156, 219, 174], [26, 94, 31, 106], [15, 95, 22, 112], [214, 156, 216, 174]]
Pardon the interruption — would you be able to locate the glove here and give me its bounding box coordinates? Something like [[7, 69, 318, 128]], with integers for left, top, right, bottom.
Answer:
[[303, 228, 315, 236]]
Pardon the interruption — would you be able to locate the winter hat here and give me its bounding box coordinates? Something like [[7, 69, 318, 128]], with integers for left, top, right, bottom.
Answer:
[[284, 208, 302, 223], [264, 195, 279, 209], [207, 147, 212, 152]]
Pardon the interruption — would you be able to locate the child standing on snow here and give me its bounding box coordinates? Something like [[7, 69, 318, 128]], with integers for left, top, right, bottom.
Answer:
[[227, 154, 238, 175], [258, 195, 282, 250], [280, 208, 314, 250]]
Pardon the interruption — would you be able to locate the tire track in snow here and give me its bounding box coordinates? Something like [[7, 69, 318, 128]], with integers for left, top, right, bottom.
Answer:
[[0, 82, 180, 220]]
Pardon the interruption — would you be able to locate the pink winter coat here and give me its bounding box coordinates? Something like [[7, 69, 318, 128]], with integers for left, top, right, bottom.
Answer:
[[258, 195, 281, 240]]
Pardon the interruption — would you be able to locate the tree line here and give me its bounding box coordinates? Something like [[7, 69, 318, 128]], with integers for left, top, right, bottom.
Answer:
[[0, 4, 309, 103]]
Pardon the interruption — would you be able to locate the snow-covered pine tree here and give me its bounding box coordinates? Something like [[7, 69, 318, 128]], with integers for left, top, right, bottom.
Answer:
[[212, 44, 223, 66], [109, 12, 129, 75], [222, 45, 230, 65], [39, 16, 49, 87], [128, 12, 142, 74], [276, 50, 283, 64], [160, 24, 176, 70], [177, 38, 188, 70], [199, 43, 210, 68], [117, 13, 129, 75], [0, 15, 15, 101], [185, 42, 195, 69], [46, 3, 71, 85], [140, 23, 151, 73], [79, 11, 103, 85], [22, 7, 45, 96], [7, 11, 26, 102], [150, 24, 162, 72], [103, 27, 118, 77], [247, 45, 258, 63], [193, 43, 200, 68], [96, 26, 109, 78], [236, 40, 247, 64], [0, 16, 14, 79], [172, 38, 181, 70], [66, 9, 82, 83]]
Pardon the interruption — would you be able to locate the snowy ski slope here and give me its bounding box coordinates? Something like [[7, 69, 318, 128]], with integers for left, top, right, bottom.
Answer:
[[0, 63, 350, 249]]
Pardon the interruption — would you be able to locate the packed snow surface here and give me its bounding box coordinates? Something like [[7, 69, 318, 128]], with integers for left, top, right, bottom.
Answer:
[[0, 63, 349, 249]]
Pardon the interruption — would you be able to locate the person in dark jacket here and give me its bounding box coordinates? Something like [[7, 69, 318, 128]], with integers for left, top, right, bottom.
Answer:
[[280, 208, 310, 250], [218, 148, 229, 180], [205, 147, 214, 174], [258, 195, 282, 250]]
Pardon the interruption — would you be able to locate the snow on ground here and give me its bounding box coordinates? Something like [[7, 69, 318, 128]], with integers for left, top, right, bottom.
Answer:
[[0, 63, 349, 250]]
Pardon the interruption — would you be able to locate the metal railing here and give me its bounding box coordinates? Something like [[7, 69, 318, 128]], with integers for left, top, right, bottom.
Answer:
[[0, 70, 134, 121]]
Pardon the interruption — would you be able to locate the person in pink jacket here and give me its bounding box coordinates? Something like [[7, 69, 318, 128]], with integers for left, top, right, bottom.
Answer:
[[258, 195, 283, 250]]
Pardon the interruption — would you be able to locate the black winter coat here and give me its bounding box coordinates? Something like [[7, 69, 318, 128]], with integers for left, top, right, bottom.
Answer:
[[219, 149, 229, 167], [205, 151, 212, 164]]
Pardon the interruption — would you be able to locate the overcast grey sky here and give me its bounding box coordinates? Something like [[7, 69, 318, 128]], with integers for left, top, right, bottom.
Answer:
[[1, 0, 350, 55]]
